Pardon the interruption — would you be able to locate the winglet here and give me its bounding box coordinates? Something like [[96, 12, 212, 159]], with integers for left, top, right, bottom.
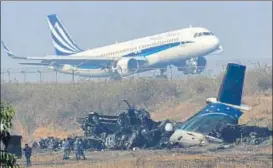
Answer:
[[1, 41, 26, 59], [2, 41, 15, 57]]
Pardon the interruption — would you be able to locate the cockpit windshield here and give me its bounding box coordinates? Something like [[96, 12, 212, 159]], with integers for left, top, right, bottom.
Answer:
[[193, 32, 214, 38]]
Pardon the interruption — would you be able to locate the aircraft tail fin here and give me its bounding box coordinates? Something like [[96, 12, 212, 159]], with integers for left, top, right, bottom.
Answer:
[[206, 63, 250, 111], [217, 63, 246, 106], [47, 14, 83, 56]]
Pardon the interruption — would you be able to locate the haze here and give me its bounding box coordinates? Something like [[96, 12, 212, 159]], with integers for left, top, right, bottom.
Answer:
[[1, 1, 272, 82]]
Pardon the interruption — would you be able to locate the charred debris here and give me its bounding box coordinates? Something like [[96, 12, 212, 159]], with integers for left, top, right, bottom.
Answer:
[[33, 100, 272, 152]]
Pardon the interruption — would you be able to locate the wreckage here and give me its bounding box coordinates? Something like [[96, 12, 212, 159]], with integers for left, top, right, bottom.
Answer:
[[167, 63, 271, 147], [75, 63, 272, 150], [77, 101, 174, 150], [77, 105, 271, 150], [33, 63, 272, 151]]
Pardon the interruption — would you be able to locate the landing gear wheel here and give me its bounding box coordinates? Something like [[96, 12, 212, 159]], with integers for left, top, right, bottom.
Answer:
[[156, 68, 168, 79], [183, 70, 189, 75], [110, 76, 122, 81], [156, 75, 168, 79], [183, 67, 197, 75], [159, 68, 167, 75]]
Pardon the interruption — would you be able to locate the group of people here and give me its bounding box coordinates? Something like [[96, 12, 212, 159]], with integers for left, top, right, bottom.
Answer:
[[23, 138, 86, 167], [62, 137, 86, 160]]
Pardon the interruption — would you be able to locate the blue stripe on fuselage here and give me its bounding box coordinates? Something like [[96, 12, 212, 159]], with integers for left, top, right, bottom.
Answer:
[[123, 41, 183, 57]]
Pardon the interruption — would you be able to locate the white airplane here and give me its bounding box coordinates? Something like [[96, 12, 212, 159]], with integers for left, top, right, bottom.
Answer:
[[2, 14, 223, 79]]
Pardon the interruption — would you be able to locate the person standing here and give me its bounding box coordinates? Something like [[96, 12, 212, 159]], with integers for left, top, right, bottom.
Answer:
[[23, 143, 32, 167], [74, 138, 86, 160], [62, 139, 71, 160]]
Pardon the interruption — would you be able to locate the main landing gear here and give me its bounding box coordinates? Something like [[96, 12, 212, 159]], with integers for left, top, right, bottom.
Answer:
[[109, 75, 122, 81], [156, 68, 168, 79]]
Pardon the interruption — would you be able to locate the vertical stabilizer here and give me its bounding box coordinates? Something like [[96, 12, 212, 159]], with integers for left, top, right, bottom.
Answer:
[[217, 63, 246, 106], [47, 14, 83, 56]]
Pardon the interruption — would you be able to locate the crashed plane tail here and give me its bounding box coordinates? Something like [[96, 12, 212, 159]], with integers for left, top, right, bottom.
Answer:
[[178, 63, 250, 133], [170, 63, 250, 147]]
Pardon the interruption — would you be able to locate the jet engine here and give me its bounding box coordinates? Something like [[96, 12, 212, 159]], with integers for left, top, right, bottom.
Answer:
[[48, 64, 76, 72], [175, 56, 207, 75], [60, 64, 76, 71], [112, 58, 139, 77]]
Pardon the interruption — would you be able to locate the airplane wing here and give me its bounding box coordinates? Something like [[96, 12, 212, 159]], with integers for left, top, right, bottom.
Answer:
[[14, 55, 147, 61], [19, 63, 50, 66], [2, 41, 148, 62]]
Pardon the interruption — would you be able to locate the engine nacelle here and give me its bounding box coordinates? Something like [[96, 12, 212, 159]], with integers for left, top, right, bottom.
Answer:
[[175, 57, 207, 75], [113, 58, 139, 76], [48, 64, 75, 72], [61, 64, 75, 71]]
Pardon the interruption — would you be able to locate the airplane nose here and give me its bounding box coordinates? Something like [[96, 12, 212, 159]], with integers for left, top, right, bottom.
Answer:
[[211, 36, 220, 49]]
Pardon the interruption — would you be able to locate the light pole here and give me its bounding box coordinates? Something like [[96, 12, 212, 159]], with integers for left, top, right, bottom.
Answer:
[[221, 64, 225, 72], [89, 70, 92, 81], [20, 70, 26, 84], [55, 71, 58, 83], [169, 65, 173, 81], [37, 70, 42, 84], [7, 70, 11, 83], [72, 69, 75, 84]]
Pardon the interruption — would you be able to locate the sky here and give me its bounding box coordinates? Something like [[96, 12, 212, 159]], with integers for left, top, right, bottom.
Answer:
[[1, 1, 272, 82]]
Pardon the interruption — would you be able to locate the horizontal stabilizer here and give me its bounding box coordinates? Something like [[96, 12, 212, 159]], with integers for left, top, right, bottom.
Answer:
[[206, 97, 251, 111]]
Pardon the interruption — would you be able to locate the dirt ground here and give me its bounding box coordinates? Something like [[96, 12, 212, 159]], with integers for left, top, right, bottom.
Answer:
[[16, 143, 272, 168]]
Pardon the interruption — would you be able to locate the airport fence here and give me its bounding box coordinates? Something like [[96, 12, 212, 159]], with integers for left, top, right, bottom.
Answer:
[[1, 59, 271, 84]]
